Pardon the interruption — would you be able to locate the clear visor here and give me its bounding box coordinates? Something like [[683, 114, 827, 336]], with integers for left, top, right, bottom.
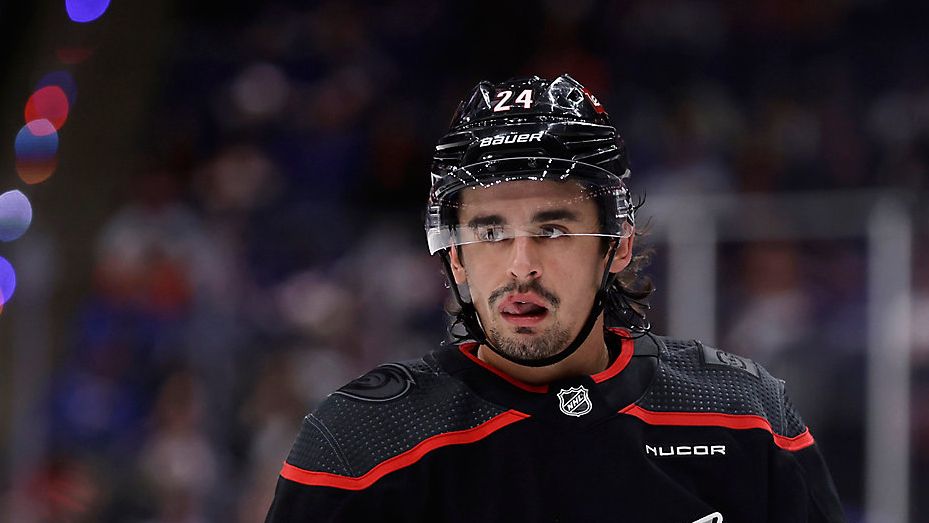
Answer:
[[426, 179, 633, 255], [427, 222, 633, 254]]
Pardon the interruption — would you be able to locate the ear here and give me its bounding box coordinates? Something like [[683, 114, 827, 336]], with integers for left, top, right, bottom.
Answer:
[[448, 247, 468, 285], [608, 235, 634, 274]]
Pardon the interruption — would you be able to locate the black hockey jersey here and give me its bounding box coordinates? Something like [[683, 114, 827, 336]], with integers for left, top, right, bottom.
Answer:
[[266, 329, 845, 522]]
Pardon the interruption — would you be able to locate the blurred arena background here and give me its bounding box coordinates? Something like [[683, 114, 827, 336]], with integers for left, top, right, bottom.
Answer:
[[0, 1, 927, 521]]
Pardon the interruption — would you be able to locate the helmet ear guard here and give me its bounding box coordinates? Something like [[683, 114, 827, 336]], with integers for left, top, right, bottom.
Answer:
[[438, 251, 488, 346], [426, 74, 641, 366]]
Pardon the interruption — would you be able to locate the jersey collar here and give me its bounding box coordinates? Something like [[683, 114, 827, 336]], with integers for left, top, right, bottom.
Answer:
[[434, 328, 658, 423]]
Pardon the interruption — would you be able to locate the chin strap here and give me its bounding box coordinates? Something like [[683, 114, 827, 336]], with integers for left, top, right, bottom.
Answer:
[[440, 242, 619, 368]]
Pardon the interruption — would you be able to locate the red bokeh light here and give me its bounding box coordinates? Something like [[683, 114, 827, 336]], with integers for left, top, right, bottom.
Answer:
[[25, 86, 70, 131]]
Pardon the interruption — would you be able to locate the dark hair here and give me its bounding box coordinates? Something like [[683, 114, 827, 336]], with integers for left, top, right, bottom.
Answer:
[[598, 191, 653, 330], [602, 236, 654, 330]]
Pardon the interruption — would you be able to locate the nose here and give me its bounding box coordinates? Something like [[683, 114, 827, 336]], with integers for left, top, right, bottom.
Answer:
[[507, 236, 542, 280]]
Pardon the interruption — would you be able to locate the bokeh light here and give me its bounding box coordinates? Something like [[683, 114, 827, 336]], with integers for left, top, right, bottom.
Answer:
[[65, 0, 111, 23], [0, 256, 16, 311], [25, 86, 70, 131], [231, 63, 290, 119], [15, 120, 59, 185], [0, 190, 33, 242], [37, 70, 78, 106]]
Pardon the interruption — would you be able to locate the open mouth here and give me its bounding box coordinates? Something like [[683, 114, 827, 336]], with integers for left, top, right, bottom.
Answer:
[[498, 294, 550, 327]]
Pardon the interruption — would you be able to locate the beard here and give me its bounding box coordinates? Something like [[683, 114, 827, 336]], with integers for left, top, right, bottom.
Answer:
[[484, 279, 570, 361], [487, 322, 571, 361]]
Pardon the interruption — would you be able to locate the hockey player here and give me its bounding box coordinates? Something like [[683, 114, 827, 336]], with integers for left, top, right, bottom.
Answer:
[[266, 75, 845, 522]]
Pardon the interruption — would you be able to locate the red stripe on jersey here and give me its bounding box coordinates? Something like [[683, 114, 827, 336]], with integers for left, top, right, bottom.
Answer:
[[280, 409, 529, 490], [458, 344, 549, 393], [620, 404, 816, 451], [592, 328, 633, 383]]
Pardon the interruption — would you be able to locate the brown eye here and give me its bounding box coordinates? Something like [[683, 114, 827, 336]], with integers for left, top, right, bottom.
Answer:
[[477, 225, 506, 242], [539, 225, 567, 239]]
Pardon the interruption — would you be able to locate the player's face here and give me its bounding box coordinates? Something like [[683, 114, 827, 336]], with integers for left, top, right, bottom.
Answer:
[[449, 180, 630, 362]]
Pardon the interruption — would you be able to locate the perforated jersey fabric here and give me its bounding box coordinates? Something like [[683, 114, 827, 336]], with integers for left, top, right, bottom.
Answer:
[[268, 334, 845, 522], [286, 354, 509, 478], [638, 336, 808, 438]]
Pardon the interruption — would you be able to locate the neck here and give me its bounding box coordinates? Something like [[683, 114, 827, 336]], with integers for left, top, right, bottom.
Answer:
[[476, 316, 610, 385]]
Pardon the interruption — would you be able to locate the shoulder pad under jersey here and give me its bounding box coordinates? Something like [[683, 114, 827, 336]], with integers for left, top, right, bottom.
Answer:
[[285, 354, 510, 479], [635, 337, 808, 440]]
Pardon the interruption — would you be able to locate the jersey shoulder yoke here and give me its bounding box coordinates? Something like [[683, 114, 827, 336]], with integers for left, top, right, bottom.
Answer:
[[632, 336, 808, 442], [283, 354, 517, 486]]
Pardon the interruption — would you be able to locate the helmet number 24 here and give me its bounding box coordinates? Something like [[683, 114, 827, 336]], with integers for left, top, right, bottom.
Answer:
[[493, 89, 533, 112]]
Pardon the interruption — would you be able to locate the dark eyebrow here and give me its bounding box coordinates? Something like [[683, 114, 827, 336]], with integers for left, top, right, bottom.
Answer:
[[466, 214, 506, 228], [531, 208, 579, 223]]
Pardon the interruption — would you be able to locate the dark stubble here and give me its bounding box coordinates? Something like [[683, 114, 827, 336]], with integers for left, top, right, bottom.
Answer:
[[486, 280, 570, 361]]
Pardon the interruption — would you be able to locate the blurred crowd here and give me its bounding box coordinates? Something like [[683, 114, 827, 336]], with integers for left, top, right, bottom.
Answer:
[[5, 1, 929, 521]]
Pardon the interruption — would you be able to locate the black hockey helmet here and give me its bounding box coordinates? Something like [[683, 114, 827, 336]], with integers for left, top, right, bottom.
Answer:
[[426, 74, 634, 254], [425, 74, 636, 367]]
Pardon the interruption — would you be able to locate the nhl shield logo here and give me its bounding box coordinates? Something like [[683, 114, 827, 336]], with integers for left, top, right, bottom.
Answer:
[[557, 386, 592, 417]]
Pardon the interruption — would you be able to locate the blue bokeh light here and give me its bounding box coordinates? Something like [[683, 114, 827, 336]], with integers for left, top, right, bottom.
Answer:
[[0, 191, 33, 242], [37, 70, 78, 106], [65, 0, 111, 23], [15, 120, 59, 184], [15, 121, 59, 161], [0, 256, 16, 308]]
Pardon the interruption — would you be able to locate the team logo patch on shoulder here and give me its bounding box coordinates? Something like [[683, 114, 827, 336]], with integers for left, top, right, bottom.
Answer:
[[332, 363, 414, 402], [698, 341, 759, 377], [557, 386, 592, 417]]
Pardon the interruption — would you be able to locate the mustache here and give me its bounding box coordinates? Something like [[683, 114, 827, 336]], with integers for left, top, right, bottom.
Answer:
[[487, 280, 561, 309]]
